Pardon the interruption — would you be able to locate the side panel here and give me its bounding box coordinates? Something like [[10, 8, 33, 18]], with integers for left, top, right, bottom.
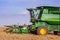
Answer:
[[46, 24, 60, 31], [41, 14, 60, 24], [33, 22, 60, 32]]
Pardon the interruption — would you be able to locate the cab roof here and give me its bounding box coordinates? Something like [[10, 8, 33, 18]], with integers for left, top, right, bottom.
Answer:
[[37, 6, 60, 9]]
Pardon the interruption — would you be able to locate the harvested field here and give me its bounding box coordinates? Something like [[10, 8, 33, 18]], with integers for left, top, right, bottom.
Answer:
[[0, 27, 60, 40]]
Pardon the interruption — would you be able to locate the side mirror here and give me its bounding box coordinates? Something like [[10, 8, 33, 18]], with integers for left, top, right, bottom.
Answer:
[[26, 8, 33, 11]]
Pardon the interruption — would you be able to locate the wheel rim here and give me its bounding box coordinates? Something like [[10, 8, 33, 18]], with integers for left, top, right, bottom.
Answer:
[[39, 28, 46, 35]]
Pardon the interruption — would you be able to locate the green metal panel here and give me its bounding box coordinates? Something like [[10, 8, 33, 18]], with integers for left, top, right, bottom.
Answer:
[[47, 25, 60, 31], [58, 25, 60, 31], [35, 22, 46, 27], [43, 9, 48, 13], [41, 13, 60, 24]]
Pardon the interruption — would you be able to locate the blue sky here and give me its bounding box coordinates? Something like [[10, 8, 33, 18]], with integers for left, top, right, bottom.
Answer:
[[0, 0, 60, 25]]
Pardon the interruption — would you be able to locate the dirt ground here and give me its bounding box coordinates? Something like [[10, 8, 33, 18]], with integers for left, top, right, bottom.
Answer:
[[0, 27, 60, 40]]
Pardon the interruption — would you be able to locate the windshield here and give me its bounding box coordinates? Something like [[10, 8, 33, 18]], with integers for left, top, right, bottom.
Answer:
[[31, 9, 40, 19]]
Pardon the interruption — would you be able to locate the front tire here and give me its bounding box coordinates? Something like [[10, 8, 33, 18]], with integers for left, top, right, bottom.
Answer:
[[37, 26, 48, 35]]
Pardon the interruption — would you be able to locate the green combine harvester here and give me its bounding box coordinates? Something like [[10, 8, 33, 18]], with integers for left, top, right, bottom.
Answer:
[[5, 6, 60, 35]]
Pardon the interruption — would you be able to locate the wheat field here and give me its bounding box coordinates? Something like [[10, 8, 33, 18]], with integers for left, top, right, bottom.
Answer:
[[0, 27, 60, 40]]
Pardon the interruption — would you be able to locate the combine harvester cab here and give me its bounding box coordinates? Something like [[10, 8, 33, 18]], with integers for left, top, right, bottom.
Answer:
[[27, 6, 60, 35]]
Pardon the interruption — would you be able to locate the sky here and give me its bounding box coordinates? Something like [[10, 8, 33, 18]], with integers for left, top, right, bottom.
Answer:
[[0, 0, 60, 26]]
